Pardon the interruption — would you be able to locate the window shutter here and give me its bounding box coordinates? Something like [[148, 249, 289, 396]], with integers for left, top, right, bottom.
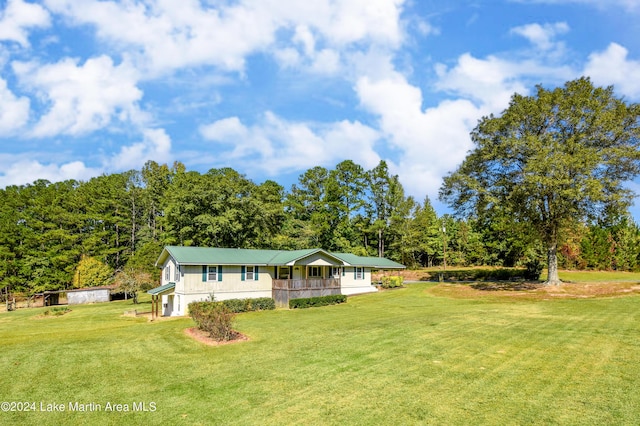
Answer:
[[354, 267, 356, 279], [255, 266, 259, 280], [202, 266, 207, 282], [218, 265, 223, 281], [241, 265, 246, 281], [342, 267, 345, 276]]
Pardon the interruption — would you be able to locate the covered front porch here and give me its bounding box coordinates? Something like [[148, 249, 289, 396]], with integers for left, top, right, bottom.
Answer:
[[271, 265, 342, 307]]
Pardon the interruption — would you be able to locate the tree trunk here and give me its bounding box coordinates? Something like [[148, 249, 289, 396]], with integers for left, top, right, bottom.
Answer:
[[545, 241, 561, 285]]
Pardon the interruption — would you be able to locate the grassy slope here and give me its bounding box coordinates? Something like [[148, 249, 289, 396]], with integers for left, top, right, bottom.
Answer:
[[1, 284, 640, 425]]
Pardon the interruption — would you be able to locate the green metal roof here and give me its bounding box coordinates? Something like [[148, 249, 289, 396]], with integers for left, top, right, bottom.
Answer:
[[147, 282, 175, 295], [333, 253, 406, 269], [156, 246, 405, 270]]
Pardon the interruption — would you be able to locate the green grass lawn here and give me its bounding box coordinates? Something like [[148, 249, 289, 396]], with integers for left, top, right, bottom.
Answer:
[[2, 283, 640, 425]]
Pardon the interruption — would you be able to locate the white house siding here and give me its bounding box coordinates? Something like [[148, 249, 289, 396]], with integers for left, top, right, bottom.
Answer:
[[163, 264, 274, 316], [340, 267, 378, 296]]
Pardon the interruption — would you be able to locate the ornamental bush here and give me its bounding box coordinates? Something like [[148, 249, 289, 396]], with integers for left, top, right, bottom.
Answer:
[[381, 276, 404, 289], [289, 295, 347, 309], [189, 302, 236, 341]]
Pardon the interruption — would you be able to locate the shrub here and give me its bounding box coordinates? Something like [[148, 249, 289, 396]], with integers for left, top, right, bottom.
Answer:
[[219, 297, 276, 313], [289, 295, 347, 309], [250, 297, 276, 311], [189, 302, 236, 342], [381, 276, 404, 289], [524, 260, 544, 281]]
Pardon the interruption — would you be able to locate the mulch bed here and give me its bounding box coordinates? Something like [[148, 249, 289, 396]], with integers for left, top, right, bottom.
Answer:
[[184, 327, 249, 346]]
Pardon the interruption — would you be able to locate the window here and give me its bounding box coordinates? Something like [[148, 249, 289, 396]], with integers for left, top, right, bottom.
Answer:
[[165, 265, 170, 281], [208, 266, 218, 281], [174, 265, 181, 282], [332, 267, 341, 278], [309, 266, 322, 278], [355, 267, 364, 280], [246, 266, 255, 281], [278, 267, 290, 280]]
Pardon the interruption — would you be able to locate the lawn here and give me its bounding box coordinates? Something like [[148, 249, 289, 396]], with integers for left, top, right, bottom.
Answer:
[[1, 282, 640, 425]]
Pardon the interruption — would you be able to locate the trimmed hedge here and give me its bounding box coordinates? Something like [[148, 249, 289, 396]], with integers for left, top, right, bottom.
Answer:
[[289, 294, 347, 309], [419, 267, 541, 282], [218, 297, 276, 313]]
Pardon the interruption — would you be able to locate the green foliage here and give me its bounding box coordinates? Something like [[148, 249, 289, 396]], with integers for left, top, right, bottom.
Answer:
[[72, 256, 113, 289], [5, 151, 640, 298], [113, 269, 154, 304], [380, 276, 404, 288], [217, 297, 276, 313], [524, 260, 544, 281], [420, 268, 528, 282], [188, 301, 237, 341], [289, 294, 347, 309], [441, 78, 640, 284]]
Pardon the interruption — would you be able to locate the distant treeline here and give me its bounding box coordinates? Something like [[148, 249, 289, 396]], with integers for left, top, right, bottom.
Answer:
[[1, 159, 639, 293]]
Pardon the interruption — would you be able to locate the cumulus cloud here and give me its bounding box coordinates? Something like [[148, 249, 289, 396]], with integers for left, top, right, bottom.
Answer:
[[12, 55, 142, 137], [355, 71, 481, 196], [0, 0, 50, 48], [510, 22, 569, 51], [0, 78, 30, 134], [0, 156, 99, 187], [109, 128, 172, 171], [200, 112, 381, 174], [42, 0, 404, 76], [584, 43, 640, 99]]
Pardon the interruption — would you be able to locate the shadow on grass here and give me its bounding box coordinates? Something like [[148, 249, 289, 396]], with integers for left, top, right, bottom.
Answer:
[[469, 282, 544, 291]]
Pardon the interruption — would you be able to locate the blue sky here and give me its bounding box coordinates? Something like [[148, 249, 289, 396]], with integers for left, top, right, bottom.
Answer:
[[1, 0, 640, 216]]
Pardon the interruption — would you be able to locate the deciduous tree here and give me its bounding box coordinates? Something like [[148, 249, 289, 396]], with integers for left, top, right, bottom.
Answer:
[[440, 78, 640, 284]]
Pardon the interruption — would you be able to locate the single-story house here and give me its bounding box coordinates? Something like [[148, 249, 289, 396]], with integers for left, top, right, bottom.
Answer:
[[148, 246, 405, 317]]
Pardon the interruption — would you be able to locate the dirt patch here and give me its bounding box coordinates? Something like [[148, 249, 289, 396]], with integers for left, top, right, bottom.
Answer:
[[184, 327, 249, 346]]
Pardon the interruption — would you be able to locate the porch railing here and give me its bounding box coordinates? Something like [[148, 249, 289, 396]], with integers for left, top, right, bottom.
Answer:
[[272, 278, 340, 290], [272, 278, 341, 307]]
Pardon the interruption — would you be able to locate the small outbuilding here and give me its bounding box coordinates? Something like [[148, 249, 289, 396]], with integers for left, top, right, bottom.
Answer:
[[66, 287, 112, 305]]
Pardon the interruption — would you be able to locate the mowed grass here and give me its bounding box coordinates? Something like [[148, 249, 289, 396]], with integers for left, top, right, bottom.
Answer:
[[2, 283, 640, 425]]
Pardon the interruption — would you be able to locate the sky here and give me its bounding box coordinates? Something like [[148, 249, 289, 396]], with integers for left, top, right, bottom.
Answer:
[[1, 0, 640, 216]]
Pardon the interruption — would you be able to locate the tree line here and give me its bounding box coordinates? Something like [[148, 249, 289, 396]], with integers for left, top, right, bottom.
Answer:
[[1, 156, 639, 294]]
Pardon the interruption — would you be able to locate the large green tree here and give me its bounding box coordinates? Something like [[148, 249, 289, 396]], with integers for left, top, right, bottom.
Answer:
[[440, 78, 640, 284]]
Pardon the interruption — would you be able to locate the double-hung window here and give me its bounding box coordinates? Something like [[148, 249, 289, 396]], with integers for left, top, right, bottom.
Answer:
[[165, 265, 170, 281], [174, 265, 181, 282], [208, 266, 218, 281], [246, 266, 255, 281], [355, 267, 364, 280], [332, 267, 341, 278]]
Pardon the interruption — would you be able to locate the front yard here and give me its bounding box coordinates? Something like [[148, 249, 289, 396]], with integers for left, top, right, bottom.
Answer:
[[1, 281, 640, 424]]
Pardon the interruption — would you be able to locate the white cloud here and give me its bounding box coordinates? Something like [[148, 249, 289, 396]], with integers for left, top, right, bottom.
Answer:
[[0, 78, 30, 134], [356, 72, 481, 196], [584, 43, 640, 99], [200, 112, 381, 174], [43, 0, 405, 76], [0, 0, 50, 48], [435, 53, 529, 111], [12, 55, 142, 137], [510, 22, 569, 51], [109, 128, 172, 171], [0, 156, 99, 187]]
